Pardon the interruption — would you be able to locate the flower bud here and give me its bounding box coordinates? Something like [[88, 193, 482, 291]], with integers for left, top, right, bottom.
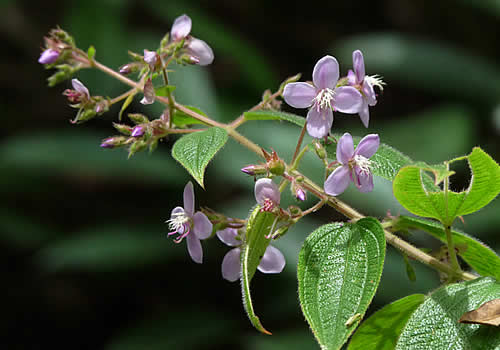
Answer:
[[128, 140, 148, 157], [179, 54, 200, 65], [268, 158, 285, 176], [131, 125, 145, 137], [312, 139, 327, 160], [185, 37, 214, 66], [119, 63, 139, 75], [100, 136, 126, 149], [128, 113, 149, 124], [113, 123, 133, 135], [38, 49, 60, 64], [241, 164, 267, 176], [295, 187, 306, 201], [171, 14, 192, 41]]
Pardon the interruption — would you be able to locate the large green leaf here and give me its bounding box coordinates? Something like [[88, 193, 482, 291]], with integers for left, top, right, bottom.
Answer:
[[395, 277, 500, 349], [393, 215, 500, 280], [297, 218, 386, 350], [393, 147, 500, 225], [241, 205, 276, 335], [348, 294, 425, 350], [171, 127, 228, 188]]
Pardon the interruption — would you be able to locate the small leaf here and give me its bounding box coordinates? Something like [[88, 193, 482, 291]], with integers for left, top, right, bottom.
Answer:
[[459, 298, 500, 326], [87, 45, 96, 60], [297, 218, 386, 350], [172, 106, 210, 127], [119, 92, 136, 121], [240, 205, 276, 335], [243, 110, 305, 128], [395, 277, 500, 349], [394, 215, 500, 280], [402, 253, 416, 282], [155, 85, 176, 97], [171, 127, 228, 188], [348, 294, 425, 350]]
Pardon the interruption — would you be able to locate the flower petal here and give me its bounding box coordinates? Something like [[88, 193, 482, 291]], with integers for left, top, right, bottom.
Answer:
[[187, 38, 214, 66], [254, 178, 280, 206], [333, 86, 363, 114], [324, 165, 351, 196], [140, 78, 155, 105], [193, 211, 213, 239], [347, 69, 356, 86], [71, 79, 90, 99], [171, 14, 192, 40], [186, 234, 203, 264], [183, 181, 195, 217], [257, 245, 285, 274], [143, 49, 157, 69], [38, 49, 59, 64], [354, 134, 380, 158], [355, 167, 374, 193], [312, 55, 339, 90], [358, 102, 370, 128], [283, 82, 316, 108], [221, 248, 241, 282], [306, 107, 333, 139], [353, 50, 365, 83], [362, 80, 377, 106], [216, 227, 240, 247], [336, 132, 354, 164]]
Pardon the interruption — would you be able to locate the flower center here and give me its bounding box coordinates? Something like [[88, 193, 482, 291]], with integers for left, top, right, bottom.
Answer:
[[364, 75, 386, 91], [167, 209, 190, 233], [260, 198, 276, 212], [314, 88, 336, 111], [353, 154, 372, 174]]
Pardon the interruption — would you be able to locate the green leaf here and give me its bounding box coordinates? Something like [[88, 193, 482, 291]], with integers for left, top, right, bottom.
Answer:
[[171, 127, 228, 188], [394, 215, 500, 280], [393, 147, 500, 225], [243, 110, 305, 128], [297, 218, 386, 350], [154, 85, 176, 97], [87, 45, 96, 60], [172, 106, 210, 127], [241, 205, 276, 335], [348, 294, 425, 350], [395, 277, 500, 349]]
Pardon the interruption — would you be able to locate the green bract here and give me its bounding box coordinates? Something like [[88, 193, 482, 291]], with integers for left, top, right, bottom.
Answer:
[[297, 218, 386, 350]]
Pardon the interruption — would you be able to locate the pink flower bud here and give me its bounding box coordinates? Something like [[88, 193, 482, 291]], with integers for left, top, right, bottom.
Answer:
[[38, 49, 60, 64], [171, 14, 192, 41], [131, 125, 145, 137]]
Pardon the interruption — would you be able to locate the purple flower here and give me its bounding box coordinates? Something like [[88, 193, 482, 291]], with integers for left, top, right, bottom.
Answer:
[[38, 49, 59, 64], [166, 182, 213, 264], [347, 50, 385, 128], [324, 133, 380, 196], [63, 79, 90, 104], [217, 227, 285, 282], [254, 178, 280, 212], [283, 56, 363, 138], [170, 14, 214, 66]]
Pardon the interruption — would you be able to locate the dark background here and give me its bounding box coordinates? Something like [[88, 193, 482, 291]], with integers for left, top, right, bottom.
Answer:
[[2, 0, 500, 349]]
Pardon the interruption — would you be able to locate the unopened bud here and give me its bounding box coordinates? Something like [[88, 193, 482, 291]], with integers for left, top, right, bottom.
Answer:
[[71, 108, 96, 124], [113, 123, 133, 135], [100, 136, 126, 149], [295, 187, 306, 201], [131, 125, 145, 137], [38, 49, 60, 64], [241, 165, 267, 176], [50, 28, 75, 47], [128, 113, 149, 124], [179, 54, 200, 65], [128, 140, 148, 157], [312, 140, 327, 160], [119, 64, 138, 75], [268, 158, 285, 176]]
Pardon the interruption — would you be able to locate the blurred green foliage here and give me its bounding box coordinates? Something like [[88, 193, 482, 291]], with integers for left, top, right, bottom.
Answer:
[[2, 0, 499, 349]]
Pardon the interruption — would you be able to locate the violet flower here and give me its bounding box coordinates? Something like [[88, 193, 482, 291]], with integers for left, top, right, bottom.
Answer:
[[166, 182, 213, 264], [254, 178, 280, 212], [347, 50, 385, 128], [170, 14, 214, 66], [324, 133, 380, 196], [283, 55, 363, 138], [63, 79, 90, 104], [38, 49, 59, 64], [217, 227, 285, 282]]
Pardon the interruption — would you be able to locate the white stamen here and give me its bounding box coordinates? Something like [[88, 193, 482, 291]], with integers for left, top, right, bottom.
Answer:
[[353, 155, 371, 174], [167, 209, 190, 232], [314, 88, 336, 111], [364, 75, 386, 91]]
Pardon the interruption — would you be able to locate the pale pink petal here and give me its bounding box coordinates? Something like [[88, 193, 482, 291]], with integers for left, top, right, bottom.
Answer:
[[354, 134, 380, 158], [143, 49, 157, 69], [347, 69, 356, 85], [353, 50, 365, 83], [187, 38, 214, 66], [324, 165, 351, 196], [312, 55, 339, 90], [193, 211, 213, 239], [354, 167, 374, 193], [216, 227, 240, 247], [283, 82, 316, 108], [306, 107, 333, 139], [257, 245, 285, 274], [71, 79, 90, 99], [254, 178, 280, 206], [336, 133, 354, 164], [362, 80, 377, 106], [171, 14, 192, 40], [221, 248, 241, 282], [183, 181, 195, 216], [333, 86, 363, 114], [358, 102, 370, 128], [186, 234, 203, 263]]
